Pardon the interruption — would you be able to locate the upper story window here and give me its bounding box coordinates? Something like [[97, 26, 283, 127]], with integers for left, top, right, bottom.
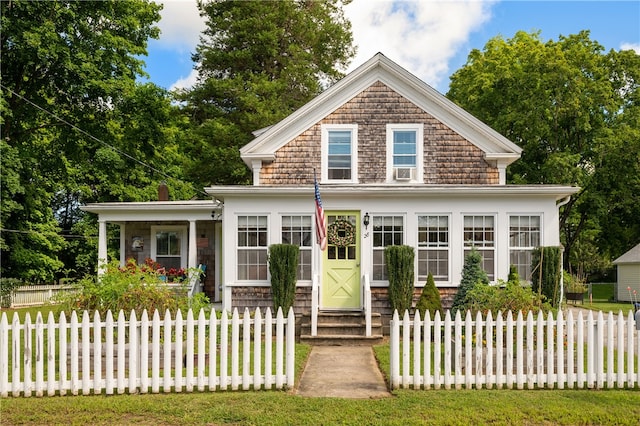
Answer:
[[386, 124, 423, 182], [321, 124, 358, 183]]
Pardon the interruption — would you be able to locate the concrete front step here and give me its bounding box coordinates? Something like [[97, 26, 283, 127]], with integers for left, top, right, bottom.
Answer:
[[299, 311, 384, 345], [299, 334, 385, 346]]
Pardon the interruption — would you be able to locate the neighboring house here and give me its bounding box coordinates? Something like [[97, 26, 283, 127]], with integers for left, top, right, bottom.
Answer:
[[83, 53, 578, 325], [613, 243, 640, 302]]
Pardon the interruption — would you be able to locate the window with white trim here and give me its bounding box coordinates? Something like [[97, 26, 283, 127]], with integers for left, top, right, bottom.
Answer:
[[418, 215, 449, 281], [463, 215, 495, 281], [282, 215, 312, 280], [386, 124, 423, 182], [151, 226, 187, 270], [237, 215, 268, 281], [321, 124, 357, 182], [372, 215, 404, 280], [509, 215, 541, 281]]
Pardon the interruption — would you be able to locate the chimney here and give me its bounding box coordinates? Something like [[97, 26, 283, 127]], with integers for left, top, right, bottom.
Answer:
[[158, 181, 169, 201]]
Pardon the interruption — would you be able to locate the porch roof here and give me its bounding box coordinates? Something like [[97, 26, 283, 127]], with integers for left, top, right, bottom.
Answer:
[[81, 200, 221, 222], [205, 184, 579, 202]]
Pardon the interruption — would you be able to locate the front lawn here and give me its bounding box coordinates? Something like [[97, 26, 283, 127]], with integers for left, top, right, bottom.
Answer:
[[2, 386, 639, 425]]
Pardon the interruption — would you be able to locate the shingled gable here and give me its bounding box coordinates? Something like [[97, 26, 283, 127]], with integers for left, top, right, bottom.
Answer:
[[239, 52, 522, 173]]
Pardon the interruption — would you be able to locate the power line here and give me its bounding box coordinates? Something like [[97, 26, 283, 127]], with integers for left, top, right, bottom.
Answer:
[[1, 83, 209, 198]]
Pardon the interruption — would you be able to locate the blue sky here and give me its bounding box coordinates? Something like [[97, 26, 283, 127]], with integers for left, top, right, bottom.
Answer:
[[141, 0, 640, 94]]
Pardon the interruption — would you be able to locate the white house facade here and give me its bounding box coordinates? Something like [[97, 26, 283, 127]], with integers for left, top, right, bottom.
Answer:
[[83, 53, 578, 330]]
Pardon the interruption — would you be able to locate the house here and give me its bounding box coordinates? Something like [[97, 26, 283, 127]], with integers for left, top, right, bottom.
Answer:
[[613, 242, 640, 303], [83, 53, 578, 334]]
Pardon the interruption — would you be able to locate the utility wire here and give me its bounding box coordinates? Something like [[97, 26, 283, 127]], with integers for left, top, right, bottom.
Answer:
[[1, 83, 210, 198]]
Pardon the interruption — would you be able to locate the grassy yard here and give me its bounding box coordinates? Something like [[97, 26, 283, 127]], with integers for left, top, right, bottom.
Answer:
[[2, 305, 640, 425], [2, 382, 639, 425]]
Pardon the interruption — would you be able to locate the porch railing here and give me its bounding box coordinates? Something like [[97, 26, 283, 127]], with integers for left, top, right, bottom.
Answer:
[[311, 274, 319, 336], [363, 274, 371, 337]]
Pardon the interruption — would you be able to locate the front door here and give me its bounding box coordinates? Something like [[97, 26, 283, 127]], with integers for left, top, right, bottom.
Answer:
[[322, 212, 360, 309]]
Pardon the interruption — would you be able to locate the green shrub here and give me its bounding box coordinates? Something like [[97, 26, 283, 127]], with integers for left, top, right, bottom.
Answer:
[[56, 259, 208, 318], [0, 278, 23, 308], [451, 248, 489, 314], [415, 272, 442, 317], [385, 245, 415, 313], [268, 244, 299, 313], [531, 246, 562, 307], [465, 279, 551, 316]]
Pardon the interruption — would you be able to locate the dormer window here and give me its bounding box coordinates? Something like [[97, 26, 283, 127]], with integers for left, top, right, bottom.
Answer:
[[321, 124, 358, 183], [386, 124, 423, 183]]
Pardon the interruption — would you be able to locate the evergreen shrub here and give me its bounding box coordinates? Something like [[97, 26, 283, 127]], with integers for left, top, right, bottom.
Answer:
[[415, 272, 442, 317], [385, 245, 415, 314], [268, 244, 299, 313]]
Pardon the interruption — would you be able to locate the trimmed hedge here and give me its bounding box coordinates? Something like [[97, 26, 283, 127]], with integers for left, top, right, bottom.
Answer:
[[268, 244, 299, 313]]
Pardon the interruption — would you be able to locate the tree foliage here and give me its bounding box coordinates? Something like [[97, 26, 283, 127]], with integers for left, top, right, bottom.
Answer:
[[1, 1, 197, 281], [448, 31, 640, 277], [178, 0, 355, 187], [531, 246, 563, 307]]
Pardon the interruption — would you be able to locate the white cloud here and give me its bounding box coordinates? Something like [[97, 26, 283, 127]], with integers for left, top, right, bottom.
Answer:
[[154, 0, 498, 91], [344, 0, 496, 89], [170, 68, 200, 91], [620, 42, 640, 54], [154, 0, 206, 52]]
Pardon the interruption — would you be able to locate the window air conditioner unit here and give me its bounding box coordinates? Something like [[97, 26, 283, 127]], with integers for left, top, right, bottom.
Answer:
[[394, 167, 414, 181]]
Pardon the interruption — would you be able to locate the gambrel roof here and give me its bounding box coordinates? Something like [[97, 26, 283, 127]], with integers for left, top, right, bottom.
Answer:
[[240, 53, 522, 168]]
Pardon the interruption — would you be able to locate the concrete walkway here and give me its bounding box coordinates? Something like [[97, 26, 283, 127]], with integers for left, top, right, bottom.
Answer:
[[296, 346, 391, 399]]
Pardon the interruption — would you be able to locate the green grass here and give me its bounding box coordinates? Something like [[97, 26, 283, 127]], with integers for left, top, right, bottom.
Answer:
[[2, 384, 639, 425], [569, 301, 638, 315]]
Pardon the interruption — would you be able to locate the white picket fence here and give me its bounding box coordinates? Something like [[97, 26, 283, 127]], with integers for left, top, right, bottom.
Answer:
[[390, 309, 640, 390], [8, 284, 76, 307], [0, 307, 296, 397]]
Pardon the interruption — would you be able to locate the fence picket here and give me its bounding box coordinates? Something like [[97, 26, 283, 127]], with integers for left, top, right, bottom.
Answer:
[[35, 312, 44, 397], [82, 311, 91, 395], [46, 312, 56, 396], [117, 311, 126, 394], [140, 310, 149, 394], [2, 307, 295, 397], [495, 312, 503, 389], [197, 309, 206, 391], [186, 309, 194, 393], [242, 307, 251, 391], [388, 308, 639, 391]]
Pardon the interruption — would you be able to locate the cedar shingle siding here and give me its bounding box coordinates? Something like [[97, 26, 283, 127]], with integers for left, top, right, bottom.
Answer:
[[260, 82, 498, 185]]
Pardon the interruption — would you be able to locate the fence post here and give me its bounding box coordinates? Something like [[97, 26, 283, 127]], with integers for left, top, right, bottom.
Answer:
[[0, 313, 7, 398], [390, 310, 399, 390], [286, 307, 295, 389]]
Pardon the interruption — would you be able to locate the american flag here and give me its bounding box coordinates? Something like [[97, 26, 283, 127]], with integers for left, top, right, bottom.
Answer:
[[314, 174, 327, 251]]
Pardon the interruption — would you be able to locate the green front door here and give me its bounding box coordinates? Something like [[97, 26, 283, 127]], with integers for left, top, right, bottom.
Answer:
[[322, 212, 361, 309]]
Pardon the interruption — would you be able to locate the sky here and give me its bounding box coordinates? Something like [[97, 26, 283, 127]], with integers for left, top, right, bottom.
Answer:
[[141, 0, 640, 94]]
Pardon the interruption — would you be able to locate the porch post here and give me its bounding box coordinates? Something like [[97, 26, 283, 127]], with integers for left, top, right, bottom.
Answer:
[[188, 220, 197, 271], [98, 219, 108, 276], [188, 219, 198, 296]]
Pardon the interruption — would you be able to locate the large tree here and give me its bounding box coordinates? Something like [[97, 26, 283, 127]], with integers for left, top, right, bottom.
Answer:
[[0, 0, 188, 281], [447, 31, 640, 277], [179, 0, 356, 186]]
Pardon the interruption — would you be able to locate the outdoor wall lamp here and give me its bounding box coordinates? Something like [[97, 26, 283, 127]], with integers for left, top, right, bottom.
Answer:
[[363, 212, 370, 230]]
